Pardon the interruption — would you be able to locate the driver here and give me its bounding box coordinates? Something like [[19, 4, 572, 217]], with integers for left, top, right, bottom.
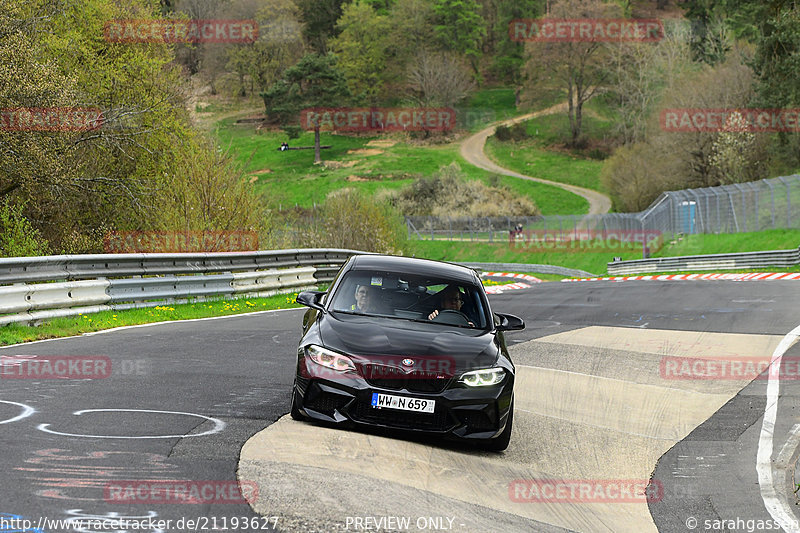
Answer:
[[428, 285, 474, 326]]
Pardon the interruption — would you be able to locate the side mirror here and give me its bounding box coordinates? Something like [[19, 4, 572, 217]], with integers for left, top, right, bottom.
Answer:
[[297, 290, 326, 313], [495, 313, 525, 331]]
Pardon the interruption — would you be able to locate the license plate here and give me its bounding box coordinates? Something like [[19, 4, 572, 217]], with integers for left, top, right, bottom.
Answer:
[[371, 393, 435, 413]]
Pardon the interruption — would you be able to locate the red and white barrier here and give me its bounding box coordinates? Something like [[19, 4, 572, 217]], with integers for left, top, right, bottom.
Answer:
[[561, 272, 800, 283]]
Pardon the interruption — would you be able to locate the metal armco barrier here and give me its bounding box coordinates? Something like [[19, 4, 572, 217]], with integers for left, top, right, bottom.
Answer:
[[463, 262, 596, 278], [0, 249, 357, 285], [231, 267, 318, 296], [0, 249, 364, 326], [607, 247, 800, 275]]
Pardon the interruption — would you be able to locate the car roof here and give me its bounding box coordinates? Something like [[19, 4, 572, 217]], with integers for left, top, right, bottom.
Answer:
[[348, 254, 479, 284]]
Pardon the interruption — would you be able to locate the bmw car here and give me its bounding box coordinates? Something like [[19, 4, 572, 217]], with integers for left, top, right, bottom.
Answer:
[[290, 254, 524, 451]]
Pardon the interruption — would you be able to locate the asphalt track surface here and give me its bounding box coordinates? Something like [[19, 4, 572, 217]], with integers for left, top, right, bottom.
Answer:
[[1, 280, 799, 532]]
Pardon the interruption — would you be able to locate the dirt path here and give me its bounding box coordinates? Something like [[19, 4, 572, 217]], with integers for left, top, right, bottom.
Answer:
[[459, 103, 612, 215]]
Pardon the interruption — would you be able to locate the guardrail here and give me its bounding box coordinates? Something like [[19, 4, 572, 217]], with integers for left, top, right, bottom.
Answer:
[[0, 249, 604, 326], [607, 247, 800, 276], [462, 262, 596, 278], [0, 249, 361, 326]]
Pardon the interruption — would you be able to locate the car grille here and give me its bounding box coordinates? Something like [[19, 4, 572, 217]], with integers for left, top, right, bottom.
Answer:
[[353, 396, 451, 431], [361, 364, 452, 393], [304, 389, 351, 414]]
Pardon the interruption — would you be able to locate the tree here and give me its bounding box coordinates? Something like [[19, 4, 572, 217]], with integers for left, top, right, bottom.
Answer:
[[329, 0, 392, 103], [709, 111, 766, 184], [751, 2, 800, 169], [261, 54, 351, 163], [432, 0, 487, 74], [295, 0, 346, 53], [679, 0, 766, 64], [606, 20, 694, 144], [480, 0, 544, 84], [0, 0, 265, 251], [172, 0, 225, 75], [222, 0, 305, 97], [753, 3, 800, 108], [406, 51, 475, 108], [522, 0, 622, 147], [602, 53, 767, 210], [388, 0, 437, 58]]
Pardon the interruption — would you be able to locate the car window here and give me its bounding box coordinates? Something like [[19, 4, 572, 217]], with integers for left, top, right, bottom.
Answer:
[[330, 270, 488, 329]]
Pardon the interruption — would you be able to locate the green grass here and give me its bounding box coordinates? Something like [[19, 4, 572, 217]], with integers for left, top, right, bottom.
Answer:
[[484, 114, 610, 195], [0, 293, 304, 346], [463, 87, 567, 131], [407, 240, 617, 275], [406, 228, 800, 276], [653, 229, 800, 258], [215, 117, 591, 215]]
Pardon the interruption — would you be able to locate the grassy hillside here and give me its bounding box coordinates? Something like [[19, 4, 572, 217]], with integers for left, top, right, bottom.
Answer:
[[213, 100, 589, 215]]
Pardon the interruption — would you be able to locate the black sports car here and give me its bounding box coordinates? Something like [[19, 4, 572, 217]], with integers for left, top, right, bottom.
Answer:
[[291, 254, 524, 451]]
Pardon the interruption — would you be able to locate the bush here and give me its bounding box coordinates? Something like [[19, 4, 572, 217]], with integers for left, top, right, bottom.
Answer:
[[494, 122, 528, 142], [317, 189, 406, 253], [0, 200, 49, 257], [384, 162, 539, 217], [270, 189, 406, 254], [495, 125, 512, 141], [510, 122, 528, 141]]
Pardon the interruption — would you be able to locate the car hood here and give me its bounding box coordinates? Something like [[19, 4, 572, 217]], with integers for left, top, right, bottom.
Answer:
[[319, 313, 499, 373]]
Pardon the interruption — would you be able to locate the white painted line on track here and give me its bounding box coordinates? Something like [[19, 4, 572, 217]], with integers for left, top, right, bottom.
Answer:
[[36, 408, 226, 439], [758, 323, 800, 532], [0, 400, 36, 425]]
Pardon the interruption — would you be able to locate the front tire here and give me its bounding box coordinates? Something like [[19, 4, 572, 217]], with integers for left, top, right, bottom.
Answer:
[[482, 401, 513, 451], [290, 383, 305, 421]]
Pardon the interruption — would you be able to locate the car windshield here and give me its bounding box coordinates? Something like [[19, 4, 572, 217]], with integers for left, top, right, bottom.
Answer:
[[329, 270, 490, 329]]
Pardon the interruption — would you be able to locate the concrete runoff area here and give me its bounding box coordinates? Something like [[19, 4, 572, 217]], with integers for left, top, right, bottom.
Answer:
[[239, 327, 783, 532]]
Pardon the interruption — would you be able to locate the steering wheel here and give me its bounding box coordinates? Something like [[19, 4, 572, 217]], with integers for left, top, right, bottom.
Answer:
[[431, 309, 471, 326]]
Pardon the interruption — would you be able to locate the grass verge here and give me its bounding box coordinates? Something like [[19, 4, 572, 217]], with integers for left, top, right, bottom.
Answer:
[[407, 228, 800, 276], [0, 293, 305, 346]]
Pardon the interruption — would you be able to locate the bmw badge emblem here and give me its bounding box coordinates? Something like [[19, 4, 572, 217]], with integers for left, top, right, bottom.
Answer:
[[401, 358, 414, 367]]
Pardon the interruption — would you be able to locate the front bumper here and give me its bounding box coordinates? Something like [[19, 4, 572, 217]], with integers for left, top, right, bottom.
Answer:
[[294, 358, 514, 441]]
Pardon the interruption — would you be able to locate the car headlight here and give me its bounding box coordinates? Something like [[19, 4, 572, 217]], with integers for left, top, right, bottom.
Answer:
[[306, 345, 356, 373], [459, 367, 506, 387]]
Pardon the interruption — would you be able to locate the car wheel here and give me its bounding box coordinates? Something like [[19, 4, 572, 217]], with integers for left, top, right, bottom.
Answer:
[[290, 383, 305, 421], [482, 400, 513, 451]]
